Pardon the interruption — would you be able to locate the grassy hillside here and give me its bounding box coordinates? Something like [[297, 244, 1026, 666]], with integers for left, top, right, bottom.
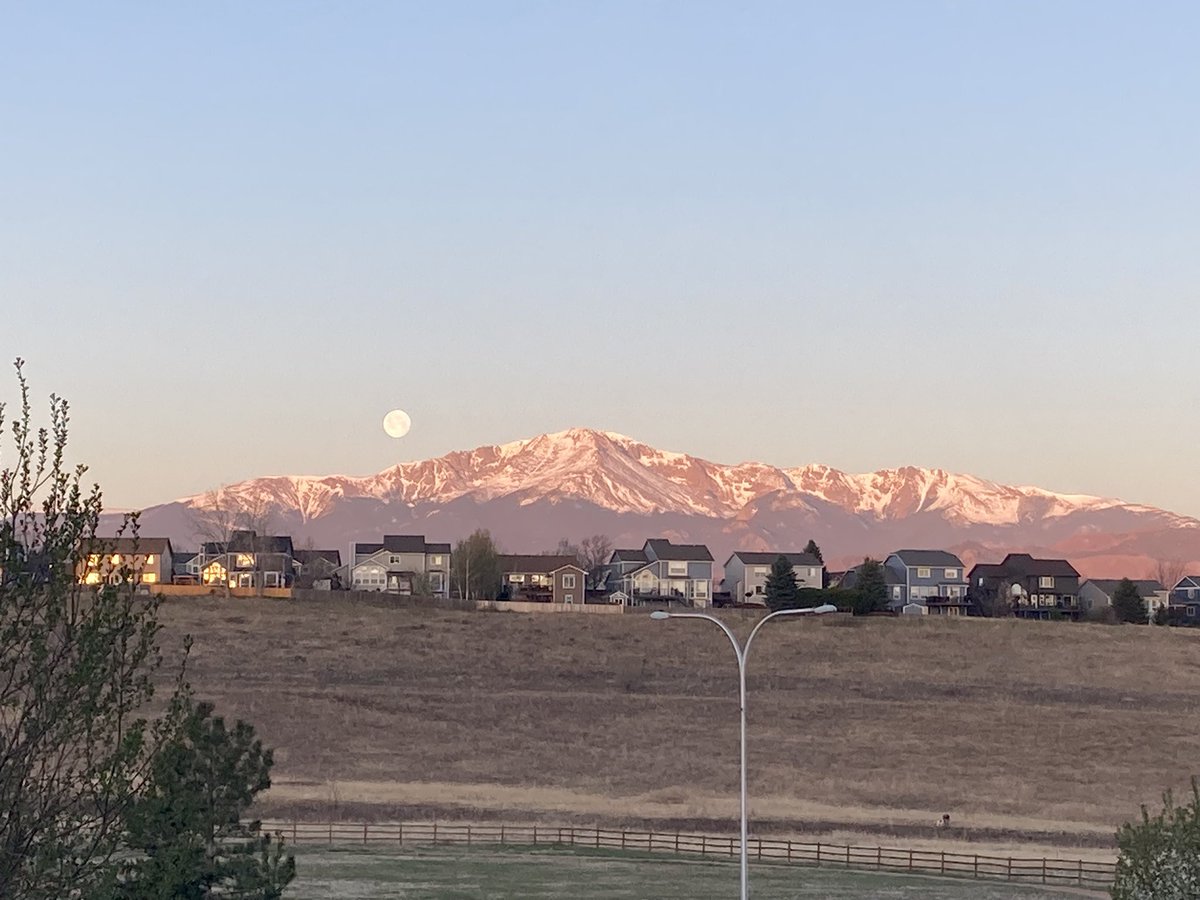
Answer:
[[160, 598, 1200, 853]]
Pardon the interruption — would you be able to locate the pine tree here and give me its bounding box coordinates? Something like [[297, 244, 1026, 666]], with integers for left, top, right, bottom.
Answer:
[[803, 539, 824, 565], [853, 557, 888, 615], [1113, 578, 1149, 624], [115, 697, 296, 898], [764, 555, 801, 610]]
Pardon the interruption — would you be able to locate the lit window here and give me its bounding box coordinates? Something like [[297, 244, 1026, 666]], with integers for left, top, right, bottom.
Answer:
[[85, 572, 101, 585], [111, 554, 122, 565], [236, 554, 254, 568], [1039, 576, 1054, 589], [146, 554, 155, 564], [142, 573, 157, 584], [510, 574, 525, 583], [430, 555, 443, 566], [88, 554, 100, 566], [917, 567, 931, 578]]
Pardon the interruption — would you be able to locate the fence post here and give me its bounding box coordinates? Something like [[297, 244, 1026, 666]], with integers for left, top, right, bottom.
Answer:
[[1078, 859, 1083, 885], [940, 851, 945, 875], [621, 830, 626, 851], [701, 835, 706, 858], [908, 849, 914, 873], [845, 845, 850, 868], [292, 821, 297, 843], [876, 847, 881, 870], [974, 855, 978, 878], [1007, 857, 1012, 880], [788, 840, 793, 863], [1042, 857, 1047, 884], [467, 824, 472, 847], [675, 832, 680, 855], [816, 842, 822, 866], [500, 824, 505, 845], [328, 822, 333, 846], [399, 823, 404, 846], [433, 822, 438, 846], [363, 823, 368, 846]]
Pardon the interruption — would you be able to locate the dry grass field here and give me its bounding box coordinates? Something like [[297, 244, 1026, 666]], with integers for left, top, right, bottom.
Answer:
[[159, 597, 1200, 857]]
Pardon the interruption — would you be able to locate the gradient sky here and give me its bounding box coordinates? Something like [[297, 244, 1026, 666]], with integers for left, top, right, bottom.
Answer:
[[2, 2, 1198, 513]]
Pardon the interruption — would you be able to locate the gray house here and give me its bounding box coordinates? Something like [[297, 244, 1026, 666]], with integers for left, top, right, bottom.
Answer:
[[350, 535, 450, 596], [1169, 576, 1200, 622], [610, 539, 714, 607], [883, 550, 969, 614], [1079, 579, 1167, 619], [724, 551, 824, 604]]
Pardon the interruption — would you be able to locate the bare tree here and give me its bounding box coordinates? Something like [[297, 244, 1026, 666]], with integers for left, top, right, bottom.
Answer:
[[189, 488, 276, 594], [973, 578, 1016, 618], [1155, 558, 1188, 593], [580, 534, 613, 589]]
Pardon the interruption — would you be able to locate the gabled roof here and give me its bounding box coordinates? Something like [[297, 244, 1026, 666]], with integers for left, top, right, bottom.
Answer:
[[968, 563, 1007, 579], [82, 536, 173, 556], [1082, 579, 1165, 597], [1000, 553, 1079, 578], [644, 539, 713, 562], [221, 530, 295, 555], [294, 549, 342, 567], [498, 554, 584, 574], [1175, 575, 1200, 589], [610, 548, 648, 564], [890, 549, 964, 568], [726, 551, 822, 568]]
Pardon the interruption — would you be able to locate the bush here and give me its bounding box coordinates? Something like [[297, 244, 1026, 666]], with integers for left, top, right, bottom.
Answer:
[[1112, 779, 1200, 899]]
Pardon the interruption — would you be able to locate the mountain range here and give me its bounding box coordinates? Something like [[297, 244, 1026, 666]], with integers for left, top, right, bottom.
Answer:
[[113, 428, 1200, 578]]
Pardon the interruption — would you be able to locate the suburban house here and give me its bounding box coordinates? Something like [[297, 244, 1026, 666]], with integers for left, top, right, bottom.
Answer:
[[608, 539, 714, 607], [79, 537, 174, 586], [172, 551, 200, 583], [294, 548, 343, 589], [349, 535, 450, 596], [1169, 576, 1200, 622], [1079, 579, 1168, 619], [882, 550, 970, 615], [969, 553, 1082, 619], [197, 530, 297, 589], [723, 551, 824, 604], [497, 555, 586, 604]]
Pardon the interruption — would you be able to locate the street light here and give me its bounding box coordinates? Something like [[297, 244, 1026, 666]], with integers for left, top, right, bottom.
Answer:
[[651, 603, 837, 900]]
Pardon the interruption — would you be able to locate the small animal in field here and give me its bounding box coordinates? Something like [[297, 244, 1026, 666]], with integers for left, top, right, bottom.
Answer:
[[935, 814, 951, 828]]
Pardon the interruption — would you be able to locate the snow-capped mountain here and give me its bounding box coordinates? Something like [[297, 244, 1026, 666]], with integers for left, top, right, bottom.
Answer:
[[120, 428, 1200, 577]]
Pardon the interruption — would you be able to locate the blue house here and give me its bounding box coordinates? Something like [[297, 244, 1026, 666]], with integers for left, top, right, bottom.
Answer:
[[883, 550, 970, 615], [608, 539, 714, 607], [1170, 575, 1200, 623]]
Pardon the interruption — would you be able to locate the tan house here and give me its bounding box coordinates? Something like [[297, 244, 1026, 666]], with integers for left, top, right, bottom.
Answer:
[[79, 537, 174, 586], [498, 555, 586, 604], [349, 535, 450, 596]]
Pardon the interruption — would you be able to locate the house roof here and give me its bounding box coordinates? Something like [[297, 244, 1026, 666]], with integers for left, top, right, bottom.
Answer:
[[644, 539, 713, 562], [891, 549, 964, 568], [175, 551, 197, 564], [83, 536, 173, 555], [1175, 575, 1200, 589], [610, 548, 648, 563], [999, 553, 1079, 578], [1083, 579, 1165, 597], [294, 549, 342, 567], [726, 551, 823, 567], [968, 563, 1008, 579], [354, 535, 449, 555], [203, 531, 294, 555], [498, 554, 584, 574]]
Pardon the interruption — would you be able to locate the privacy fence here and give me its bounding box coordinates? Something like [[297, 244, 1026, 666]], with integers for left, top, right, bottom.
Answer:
[[261, 820, 1116, 890]]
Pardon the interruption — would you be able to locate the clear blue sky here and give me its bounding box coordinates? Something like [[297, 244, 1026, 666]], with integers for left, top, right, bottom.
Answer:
[[2, 2, 1198, 513]]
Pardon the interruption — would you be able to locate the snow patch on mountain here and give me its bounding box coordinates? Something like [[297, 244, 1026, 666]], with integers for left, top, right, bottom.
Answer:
[[176, 427, 1184, 531]]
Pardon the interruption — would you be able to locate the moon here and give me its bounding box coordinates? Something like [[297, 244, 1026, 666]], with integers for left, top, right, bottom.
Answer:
[[382, 409, 412, 439]]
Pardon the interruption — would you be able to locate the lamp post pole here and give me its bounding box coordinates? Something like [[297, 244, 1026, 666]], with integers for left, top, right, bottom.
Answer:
[[651, 604, 836, 900]]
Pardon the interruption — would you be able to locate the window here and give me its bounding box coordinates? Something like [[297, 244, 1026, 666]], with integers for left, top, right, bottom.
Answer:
[[236, 553, 254, 568], [111, 554, 122, 565], [945, 568, 957, 579], [88, 554, 100, 566], [754, 585, 764, 595], [509, 574, 525, 583], [1039, 576, 1054, 589], [563, 594, 574, 604], [694, 581, 708, 598], [142, 573, 157, 584], [893, 586, 902, 599], [429, 572, 445, 592], [917, 567, 931, 578], [264, 572, 280, 587], [430, 555, 443, 566], [390, 555, 400, 564], [237, 573, 253, 588], [754, 567, 769, 576], [668, 561, 687, 576], [562, 574, 577, 589], [809, 568, 819, 579], [1188, 607, 1196, 617], [85, 572, 101, 585], [146, 554, 155, 564]]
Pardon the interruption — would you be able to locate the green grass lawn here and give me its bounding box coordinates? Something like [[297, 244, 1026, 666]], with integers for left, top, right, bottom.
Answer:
[[289, 846, 1099, 899]]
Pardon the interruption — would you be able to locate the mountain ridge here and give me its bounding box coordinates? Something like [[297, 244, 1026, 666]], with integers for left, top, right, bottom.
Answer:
[[114, 427, 1200, 578]]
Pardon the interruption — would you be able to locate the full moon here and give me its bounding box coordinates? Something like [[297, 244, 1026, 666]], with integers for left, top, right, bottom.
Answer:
[[382, 409, 412, 439]]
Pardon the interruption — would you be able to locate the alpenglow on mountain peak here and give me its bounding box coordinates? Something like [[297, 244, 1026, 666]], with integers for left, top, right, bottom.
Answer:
[[179, 426, 1157, 527]]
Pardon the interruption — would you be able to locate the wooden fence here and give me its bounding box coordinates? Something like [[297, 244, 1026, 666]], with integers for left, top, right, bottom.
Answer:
[[260, 821, 1116, 889]]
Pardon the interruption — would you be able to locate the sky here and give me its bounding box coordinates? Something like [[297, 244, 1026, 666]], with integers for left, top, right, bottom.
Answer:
[[1, 2, 1198, 513]]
